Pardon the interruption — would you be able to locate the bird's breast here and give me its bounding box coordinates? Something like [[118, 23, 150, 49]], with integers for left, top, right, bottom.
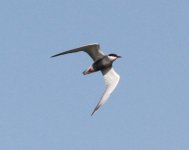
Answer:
[[92, 56, 112, 71]]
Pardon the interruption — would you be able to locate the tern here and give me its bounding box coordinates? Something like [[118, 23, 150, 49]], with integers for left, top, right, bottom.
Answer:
[[51, 43, 121, 115]]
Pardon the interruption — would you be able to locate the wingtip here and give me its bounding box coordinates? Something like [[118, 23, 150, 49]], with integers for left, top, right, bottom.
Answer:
[[51, 54, 58, 58], [91, 110, 96, 116], [91, 105, 100, 116]]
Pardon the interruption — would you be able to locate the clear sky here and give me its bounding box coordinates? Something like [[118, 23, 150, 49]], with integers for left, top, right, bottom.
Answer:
[[0, 0, 189, 149]]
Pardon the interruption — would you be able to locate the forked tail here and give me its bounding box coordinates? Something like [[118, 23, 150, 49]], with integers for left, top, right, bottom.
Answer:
[[82, 66, 95, 75]]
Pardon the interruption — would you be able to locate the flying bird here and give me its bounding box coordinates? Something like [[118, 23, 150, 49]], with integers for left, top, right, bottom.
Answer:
[[51, 43, 121, 115]]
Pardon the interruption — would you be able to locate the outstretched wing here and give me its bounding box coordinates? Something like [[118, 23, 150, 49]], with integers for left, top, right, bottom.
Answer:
[[51, 43, 104, 61], [91, 67, 120, 116]]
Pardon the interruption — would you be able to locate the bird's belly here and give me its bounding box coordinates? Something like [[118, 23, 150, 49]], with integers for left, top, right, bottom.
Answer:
[[92, 58, 112, 71]]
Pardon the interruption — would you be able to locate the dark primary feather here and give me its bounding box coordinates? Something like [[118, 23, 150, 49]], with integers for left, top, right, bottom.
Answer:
[[51, 43, 104, 61]]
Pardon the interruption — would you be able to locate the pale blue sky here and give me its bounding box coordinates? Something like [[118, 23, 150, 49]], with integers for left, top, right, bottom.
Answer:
[[0, 0, 189, 149]]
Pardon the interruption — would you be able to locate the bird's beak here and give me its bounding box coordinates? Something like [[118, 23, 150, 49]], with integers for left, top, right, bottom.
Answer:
[[117, 56, 122, 58]]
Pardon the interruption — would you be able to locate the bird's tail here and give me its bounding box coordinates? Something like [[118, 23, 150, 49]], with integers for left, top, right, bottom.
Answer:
[[82, 66, 94, 75], [83, 69, 89, 75]]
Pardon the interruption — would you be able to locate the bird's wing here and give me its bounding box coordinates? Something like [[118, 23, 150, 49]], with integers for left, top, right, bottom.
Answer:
[[91, 67, 120, 116], [51, 43, 104, 61]]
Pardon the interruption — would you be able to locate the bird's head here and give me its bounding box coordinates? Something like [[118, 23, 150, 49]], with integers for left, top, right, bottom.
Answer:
[[108, 53, 122, 61]]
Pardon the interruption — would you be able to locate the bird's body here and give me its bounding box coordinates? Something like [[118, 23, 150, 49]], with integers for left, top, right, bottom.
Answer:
[[93, 56, 112, 71], [83, 55, 113, 75], [51, 43, 121, 115]]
